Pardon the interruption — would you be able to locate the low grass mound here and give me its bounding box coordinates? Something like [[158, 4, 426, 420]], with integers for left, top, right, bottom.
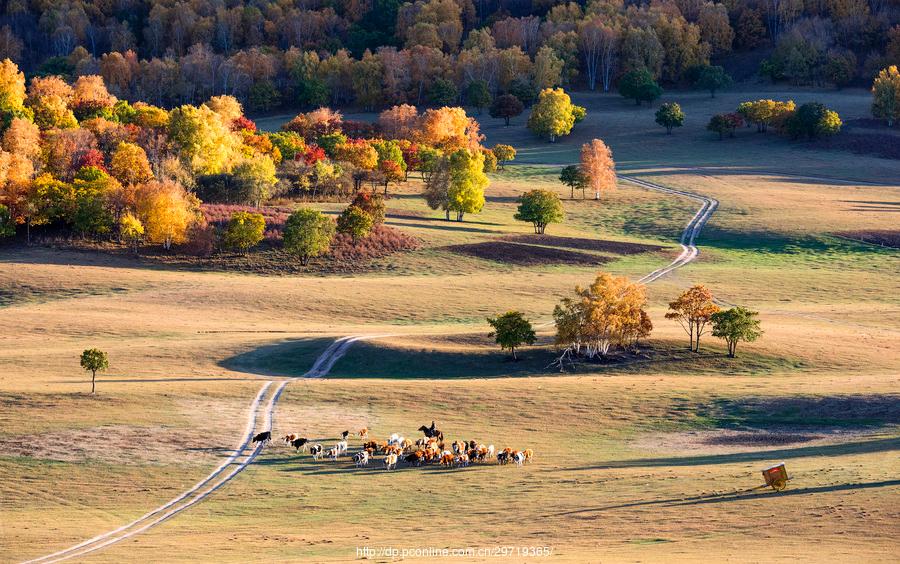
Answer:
[[503, 234, 666, 254], [225, 333, 803, 380], [444, 241, 609, 266]]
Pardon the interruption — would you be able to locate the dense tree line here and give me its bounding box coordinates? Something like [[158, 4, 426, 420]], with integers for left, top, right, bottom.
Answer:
[[0, 59, 509, 254], [1, 0, 897, 114]]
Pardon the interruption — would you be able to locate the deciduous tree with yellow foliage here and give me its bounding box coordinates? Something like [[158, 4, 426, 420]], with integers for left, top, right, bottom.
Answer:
[[527, 88, 584, 142], [553, 272, 651, 360], [134, 179, 199, 250], [871, 66, 900, 127]]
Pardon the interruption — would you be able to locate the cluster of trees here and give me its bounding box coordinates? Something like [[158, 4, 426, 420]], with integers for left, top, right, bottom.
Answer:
[[666, 284, 762, 357], [559, 139, 616, 200], [759, 15, 900, 87], [4, 0, 895, 115], [0, 61, 517, 248], [486, 278, 763, 363], [705, 98, 842, 140]]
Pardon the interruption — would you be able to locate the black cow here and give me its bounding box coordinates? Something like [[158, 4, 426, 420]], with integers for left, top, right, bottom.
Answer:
[[252, 431, 271, 445], [291, 437, 309, 452]]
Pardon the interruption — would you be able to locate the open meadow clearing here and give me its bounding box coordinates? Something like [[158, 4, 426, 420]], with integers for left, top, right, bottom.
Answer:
[[2, 79, 899, 564]]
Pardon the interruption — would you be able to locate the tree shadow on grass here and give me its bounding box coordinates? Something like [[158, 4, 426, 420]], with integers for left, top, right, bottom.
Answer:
[[557, 436, 900, 472], [327, 341, 560, 379], [697, 394, 900, 428], [222, 337, 800, 380], [699, 225, 894, 256], [219, 337, 336, 377], [547, 479, 900, 517]]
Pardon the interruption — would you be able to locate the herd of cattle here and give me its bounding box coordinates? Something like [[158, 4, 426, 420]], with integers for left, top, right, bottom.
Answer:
[[250, 422, 534, 471]]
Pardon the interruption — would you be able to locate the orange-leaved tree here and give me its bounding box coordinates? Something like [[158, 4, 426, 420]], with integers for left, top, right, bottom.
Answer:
[[665, 285, 720, 352], [580, 139, 615, 200]]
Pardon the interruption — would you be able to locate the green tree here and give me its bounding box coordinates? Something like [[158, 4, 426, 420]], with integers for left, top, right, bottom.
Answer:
[[282, 208, 336, 266], [514, 189, 564, 234], [466, 80, 492, 114], [559, 165, 588, 199], [784, 102, 842, 139], [336, 205, 374, 240], [487, 311, 536, 360], [618, 68, 663, 106], [248, 80, 282, 112], [80, 348, 109, 394], [824, 51, 856, 88], [872, 66, 900, 127], [489, 94, 524, 126], [527, 88, 582, 142], [447, 149, 488, 221], [655, 102, 685, 134], [694, 65, 733, 98], [223, 211, 265, 253], [492, 144, 516, 170], [711, 306, 762, 358], [427, 78, 458, 106], [72, 180, 114, 236], [0, 204, 14, 238], [233, 156, 277, 207]]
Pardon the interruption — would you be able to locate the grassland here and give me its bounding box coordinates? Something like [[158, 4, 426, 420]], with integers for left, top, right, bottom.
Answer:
[[1, 86, 899, 562]]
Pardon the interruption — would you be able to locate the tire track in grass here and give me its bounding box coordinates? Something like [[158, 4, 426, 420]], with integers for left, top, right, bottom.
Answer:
[[21, 336, 388, 563], [23, 175, 718, 563], [618, 175, 719, 285]]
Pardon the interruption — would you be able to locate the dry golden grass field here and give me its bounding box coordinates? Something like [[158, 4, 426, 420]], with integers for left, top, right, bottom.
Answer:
[[1, 87, 899, 563]]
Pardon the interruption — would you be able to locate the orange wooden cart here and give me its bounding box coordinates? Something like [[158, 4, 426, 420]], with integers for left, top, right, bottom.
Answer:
[[761, 462, 790, 491]]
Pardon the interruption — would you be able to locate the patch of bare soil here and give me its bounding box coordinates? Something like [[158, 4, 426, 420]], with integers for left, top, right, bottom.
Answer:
[[444, 241, 608, 266], [834, 230, 900, 249], [503, 234, 666, 254], [0, 425, 227, 465], [633, 428, 876, 455]]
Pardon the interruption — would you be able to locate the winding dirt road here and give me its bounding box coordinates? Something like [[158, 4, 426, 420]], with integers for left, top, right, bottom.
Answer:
[[23, 177, 714, 563]]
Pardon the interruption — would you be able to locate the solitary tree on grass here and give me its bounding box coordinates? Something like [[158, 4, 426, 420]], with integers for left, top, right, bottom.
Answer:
[[707, 113, 743, 139], [694, 65, 733, 98], [336, 205, 374, 240], [489, 94, 525, 126], [283, 208, 335, 266], [581, 139, 616, 200], [711, 306, 763, 358], [487, 311, 536, 360], [655, 102, 685, 134], [80, 348, 108, 394], [559, 165, 588, 199], [527, 88, 584, 142], [492, 144, 516, 170], [515, 189, 564, 234], [666, 285, 720, 352], [618, 68, 662, 106]]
